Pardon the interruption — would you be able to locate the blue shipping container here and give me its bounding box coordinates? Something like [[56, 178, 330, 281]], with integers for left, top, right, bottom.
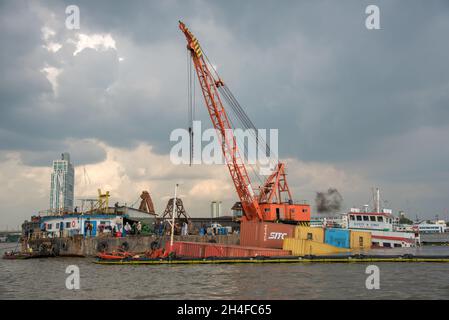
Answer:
[[325, 228, 350, 248]]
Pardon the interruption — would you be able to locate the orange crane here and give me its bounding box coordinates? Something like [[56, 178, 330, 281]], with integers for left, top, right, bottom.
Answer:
[[179, 21, 310, 223]]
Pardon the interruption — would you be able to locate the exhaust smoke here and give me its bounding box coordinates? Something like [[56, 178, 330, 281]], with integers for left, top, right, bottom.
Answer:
[[315, 188, 343, 213]]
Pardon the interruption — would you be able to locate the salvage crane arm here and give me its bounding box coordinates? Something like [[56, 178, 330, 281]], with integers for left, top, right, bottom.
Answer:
[[179, 21, 310, 223], [179, 21, 261, 221]]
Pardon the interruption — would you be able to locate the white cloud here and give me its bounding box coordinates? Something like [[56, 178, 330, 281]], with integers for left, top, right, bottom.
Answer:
[[43, 42, 62, 53], [41, 26, 62, 52], [0, 139, 371, 229], [0, 152, 51, 229], [41, 65, 61, 95], [41, 26, 55, 41], [70, 33, 117, 56]]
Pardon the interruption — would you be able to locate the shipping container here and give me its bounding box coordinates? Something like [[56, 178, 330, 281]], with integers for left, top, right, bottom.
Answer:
[[240, 221, 295, 248], [204, 244, 228, 257], [350, 230, 372, 249], [324, 228, 350, 248], [294, 226, 324, 242], [283, 238, 349, 256], [204, 244, 289, 258], [165, 241, 205, 258], [167, 241, 290, 258]]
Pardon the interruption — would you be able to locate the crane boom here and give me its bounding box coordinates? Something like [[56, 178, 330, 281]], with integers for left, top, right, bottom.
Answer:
[[179, 21, 310, 223], [179, 21, 262, 221]]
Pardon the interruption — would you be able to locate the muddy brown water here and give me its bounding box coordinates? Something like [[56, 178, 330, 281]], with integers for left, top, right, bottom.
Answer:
[[1, 243, 448, 299]]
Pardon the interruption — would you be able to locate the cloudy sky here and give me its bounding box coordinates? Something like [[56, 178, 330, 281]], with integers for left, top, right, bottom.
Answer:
[[1, 0, 448, 229]]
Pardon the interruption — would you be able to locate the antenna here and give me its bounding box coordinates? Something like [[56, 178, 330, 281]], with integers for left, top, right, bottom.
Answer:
[[376, 188, 380, 213]]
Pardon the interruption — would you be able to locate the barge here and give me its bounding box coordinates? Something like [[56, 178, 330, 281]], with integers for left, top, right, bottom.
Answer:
[[94, 254, 449, 265]]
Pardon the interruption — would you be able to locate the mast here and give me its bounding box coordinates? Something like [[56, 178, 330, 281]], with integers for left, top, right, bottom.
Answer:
[[373, 187, 380, 213]]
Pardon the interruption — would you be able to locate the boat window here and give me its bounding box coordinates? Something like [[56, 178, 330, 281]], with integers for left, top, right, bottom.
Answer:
[[65, 222, 71, 228], [356, 215, 362, 221], [56, 223, 60, 229], [47, 224, 52, 229], [363, 216, 369, 221], [370, 216, 376, 222], [377, 216, 384, 222]]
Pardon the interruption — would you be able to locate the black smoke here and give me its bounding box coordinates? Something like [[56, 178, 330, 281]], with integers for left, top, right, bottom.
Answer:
[[315, 188, 343, 213]]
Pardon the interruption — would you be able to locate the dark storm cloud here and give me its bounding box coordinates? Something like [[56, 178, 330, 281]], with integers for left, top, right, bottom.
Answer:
[[0, 0, 448, 186], [0, 1, 52, 106]]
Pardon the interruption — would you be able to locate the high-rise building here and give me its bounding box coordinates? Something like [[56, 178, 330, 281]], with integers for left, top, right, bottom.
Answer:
[[50, 152, 74, 213]]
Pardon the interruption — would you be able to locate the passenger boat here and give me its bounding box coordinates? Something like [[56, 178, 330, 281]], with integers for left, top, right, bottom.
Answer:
[[344, 188, 420, 248]]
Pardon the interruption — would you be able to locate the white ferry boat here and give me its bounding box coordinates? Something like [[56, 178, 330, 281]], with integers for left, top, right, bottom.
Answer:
[[345, 188, 420, 248]]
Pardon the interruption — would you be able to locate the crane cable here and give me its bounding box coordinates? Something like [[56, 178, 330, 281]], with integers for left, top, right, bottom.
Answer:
[[200, 51, 269, 186], [218, 88, 264, 185], [187, 46, 270, 187], [202, 50, 277, 163], [187, 49, 195, 166]]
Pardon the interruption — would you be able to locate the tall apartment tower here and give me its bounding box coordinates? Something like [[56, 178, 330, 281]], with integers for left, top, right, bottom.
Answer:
[[50, 152, 74, 213]]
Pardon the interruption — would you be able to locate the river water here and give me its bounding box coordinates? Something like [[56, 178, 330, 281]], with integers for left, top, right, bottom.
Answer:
[[1, 243, 448, 299]]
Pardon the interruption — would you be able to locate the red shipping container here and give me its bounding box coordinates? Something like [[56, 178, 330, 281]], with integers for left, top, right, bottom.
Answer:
[[166, 241, 205, 258], [167, 241, 290, 258], [202, 243, 290, 258], [204, 244, 229, 257], [240, 221, 295, 249]]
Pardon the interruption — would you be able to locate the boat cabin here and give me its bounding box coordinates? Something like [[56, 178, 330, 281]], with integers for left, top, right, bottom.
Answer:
[[347, 208, 394, 231]]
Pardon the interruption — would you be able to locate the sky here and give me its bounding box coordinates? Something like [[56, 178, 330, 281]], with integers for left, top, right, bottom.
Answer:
[[1, 0, 448, 229]]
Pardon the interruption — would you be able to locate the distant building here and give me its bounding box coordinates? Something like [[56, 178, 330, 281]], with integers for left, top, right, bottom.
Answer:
[[415, 222, 447, 234], [231, 202, 243, 218], [50, 153, 74, 213], [211, 201, 222, 218]]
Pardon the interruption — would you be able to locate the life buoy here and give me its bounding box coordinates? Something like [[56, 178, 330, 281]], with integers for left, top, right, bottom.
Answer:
[[71, 220, 76, 228], [150, 241, 159, 250], [121, 241, 130, 251], [97, 241, 109, 252]]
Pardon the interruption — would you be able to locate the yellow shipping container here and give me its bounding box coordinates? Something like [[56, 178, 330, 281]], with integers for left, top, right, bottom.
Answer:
[[294, 226, 325, 243], [283, 238, 350, 256], [350, 230, 372, 249]]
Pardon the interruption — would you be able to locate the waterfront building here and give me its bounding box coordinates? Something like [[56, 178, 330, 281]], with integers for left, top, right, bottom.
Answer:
[[50, 153, 75, 214], [23, 206, 157, 239]]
